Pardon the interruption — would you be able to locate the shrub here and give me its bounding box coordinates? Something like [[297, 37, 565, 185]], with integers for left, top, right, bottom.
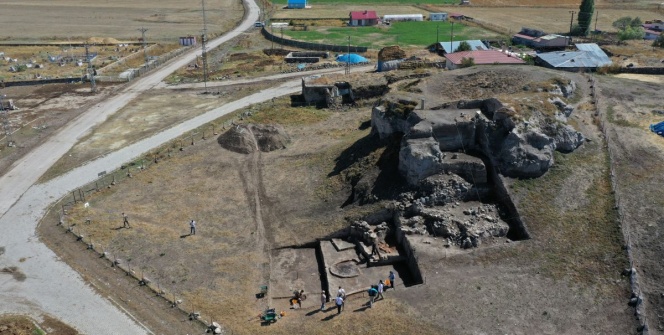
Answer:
[[459, 57, 475, 68], [653, 34, 664, 48], [618, 26, 644, 41], [455, 41, 472, 52]]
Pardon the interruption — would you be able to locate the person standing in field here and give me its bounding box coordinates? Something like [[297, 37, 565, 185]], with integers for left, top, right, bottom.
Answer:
[[190, 220, 196, 235], [122, 212, 130, 228], [320, 291, 327, 311], [335, 294, 344, 314], [389, 270, 396, 290], [337, 286, 346, 311], [377, 280, 385, 300], [368, 285, 378, 308]]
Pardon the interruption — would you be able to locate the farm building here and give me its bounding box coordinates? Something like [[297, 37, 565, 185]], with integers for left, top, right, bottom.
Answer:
[[643, 19, 663, 31], [536, 43, 611, 71], [645, 28, 661, 40], [449, 13, 466, 20], [179, 36, 197, 46], [430, 13, 448, 21], [512, 28, 567, 50], [444, 50, 524, 70], [433, 40, 488, 54], [377, 45, 407, 72], [287, 0, 307, 9], [383, 14, 424, 23], [349, 11, 379, 26]]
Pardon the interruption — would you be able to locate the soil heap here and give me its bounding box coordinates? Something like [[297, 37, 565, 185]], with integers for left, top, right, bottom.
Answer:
[[217, 124, 290, 154]]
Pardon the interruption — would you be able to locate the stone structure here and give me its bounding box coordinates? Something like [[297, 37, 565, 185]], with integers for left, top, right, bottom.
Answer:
[[372, 94, 584, 182]]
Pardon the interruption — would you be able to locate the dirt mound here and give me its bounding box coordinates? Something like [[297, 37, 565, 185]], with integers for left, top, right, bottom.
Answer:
[[218, 124, 290, 154], [378, 45, 406, 62]]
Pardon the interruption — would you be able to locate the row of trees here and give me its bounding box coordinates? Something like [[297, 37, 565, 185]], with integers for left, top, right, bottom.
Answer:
[[575, 0, 663, 46]]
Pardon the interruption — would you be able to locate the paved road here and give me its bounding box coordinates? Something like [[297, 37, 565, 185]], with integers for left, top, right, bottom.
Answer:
[[0, 1, 260, 334], [157, 65, 375, 89]]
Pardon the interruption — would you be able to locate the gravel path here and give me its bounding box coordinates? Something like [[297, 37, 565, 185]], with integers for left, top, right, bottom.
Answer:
[[0, 1, 260, 333]]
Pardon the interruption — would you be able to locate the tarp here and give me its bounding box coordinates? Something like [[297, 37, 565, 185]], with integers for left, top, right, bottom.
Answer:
[[650, 121, 664, 136], [336, 54, 369, 64]]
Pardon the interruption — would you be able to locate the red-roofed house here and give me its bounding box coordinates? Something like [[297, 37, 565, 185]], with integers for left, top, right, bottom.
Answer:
[[444, 50, 525, 70], [349, 11, 379, 26]]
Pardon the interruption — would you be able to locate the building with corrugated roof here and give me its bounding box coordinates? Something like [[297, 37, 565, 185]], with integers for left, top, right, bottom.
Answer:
[[444, 50, 525, 70], [287, 0, 307, 9], [432, 40, 488, 54], [536, 43, 611, 71]]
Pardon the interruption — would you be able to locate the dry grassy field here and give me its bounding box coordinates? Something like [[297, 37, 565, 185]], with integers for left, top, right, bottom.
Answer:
[[50, 66, 639, 335], [423, 6, 658, 35], [0, 0, 243, 42]]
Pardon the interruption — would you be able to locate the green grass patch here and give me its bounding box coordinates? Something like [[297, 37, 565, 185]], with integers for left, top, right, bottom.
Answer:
[[274, 0, 456, 4], [281, 21, 496, 48]]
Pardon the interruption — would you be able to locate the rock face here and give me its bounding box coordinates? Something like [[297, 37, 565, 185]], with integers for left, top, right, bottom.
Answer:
[[218, 124, 290, 154], [372, 96, 585, 183]]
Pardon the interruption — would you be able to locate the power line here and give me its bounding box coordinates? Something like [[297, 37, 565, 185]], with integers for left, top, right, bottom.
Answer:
[[138, 27, 149, 64], [201, 0, 209, 93], [85, 44, 97, 93], [0, 95, 15, 147]]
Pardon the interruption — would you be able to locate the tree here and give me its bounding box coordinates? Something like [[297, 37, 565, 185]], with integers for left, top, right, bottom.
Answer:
[[618, 26, 644, 41], [577, 0, 594, 36], [612, 16, 632, 30], [613, 16, 643, 30], [459, 57, 475, 68], [653, 34, 664, 48], [455, 41, 472, 52]]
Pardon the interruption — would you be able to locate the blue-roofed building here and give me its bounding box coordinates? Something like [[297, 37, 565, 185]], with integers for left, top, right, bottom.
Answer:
[[536, 43, 611, 71], [432, 40, 488, 54], [287, 0, 307, 9]]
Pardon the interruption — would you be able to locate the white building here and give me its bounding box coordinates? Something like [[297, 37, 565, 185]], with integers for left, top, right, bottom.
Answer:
[[430, 13, 448, 21], [383, 14, 424, 23]]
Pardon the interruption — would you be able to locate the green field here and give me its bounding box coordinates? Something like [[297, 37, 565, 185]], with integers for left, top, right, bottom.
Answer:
[[274, 0, 456, 4], [280, 21, 500, 48]]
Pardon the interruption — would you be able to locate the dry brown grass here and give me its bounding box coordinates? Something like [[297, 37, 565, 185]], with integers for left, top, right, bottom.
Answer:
[[39, 84, 266, 182], [423, 7, 657, 35], [0, 0, 243, 42]]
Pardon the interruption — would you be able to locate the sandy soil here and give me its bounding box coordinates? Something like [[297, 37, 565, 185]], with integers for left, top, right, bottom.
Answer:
[[0, 82, 122, 176], [0, 314, 77, 335]]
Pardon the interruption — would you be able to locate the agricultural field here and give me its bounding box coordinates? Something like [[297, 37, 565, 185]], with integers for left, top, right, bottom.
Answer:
[[271, 5, 428, 20], [280, 21, 500, 48], [422, 6, 659, 35], [0, 0, 243, 43]]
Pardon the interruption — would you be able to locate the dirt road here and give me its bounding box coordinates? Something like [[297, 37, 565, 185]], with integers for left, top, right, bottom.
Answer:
[[0, 0, 260, 333]]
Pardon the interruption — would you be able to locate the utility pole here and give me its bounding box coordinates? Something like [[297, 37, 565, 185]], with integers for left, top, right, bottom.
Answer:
[[568, 10, 576, 45], [450, 21, 455, 44], [138, 27, 149, 64], [201, 0, 209, 93], [436, 24, 440, 44], [346, 36, 350, 75], [594, 10, 599, 32], [0, 95, 15, 147], [85, 44, 97, 93]]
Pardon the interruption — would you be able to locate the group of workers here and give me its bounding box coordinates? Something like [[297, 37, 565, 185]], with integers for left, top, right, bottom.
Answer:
[[313, 270, 396, 314]]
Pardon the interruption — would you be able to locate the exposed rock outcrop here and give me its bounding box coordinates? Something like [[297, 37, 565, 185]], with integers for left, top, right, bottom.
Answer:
[[372, 96, 584, 183]]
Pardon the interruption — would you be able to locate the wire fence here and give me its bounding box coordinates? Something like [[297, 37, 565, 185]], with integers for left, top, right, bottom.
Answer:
[[95, 45, 195, 83], [55, 118, 247, 334], [588, 73, 650, 334]]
